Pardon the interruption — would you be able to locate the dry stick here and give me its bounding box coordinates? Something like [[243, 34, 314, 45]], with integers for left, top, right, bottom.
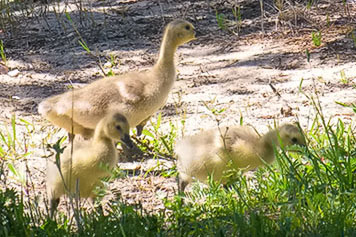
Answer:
[[66, 78, 83, 232], [206, 0, 211, 13], [202, 101, 229, 150], [180, 2, 190, 19], [158, 0, 165, 24], [269, 83, 282, 98], [260, 0, 265, 34], [93, 49, 107, 76]]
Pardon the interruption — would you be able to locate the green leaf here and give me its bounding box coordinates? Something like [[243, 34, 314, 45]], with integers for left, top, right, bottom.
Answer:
[[0, 40, 6, 63], [306, 49, 310, 63], [7, 163, 18, 177], [107, 69, 114, 77], [78, 39, 91, 53], [142, 129, 154, 138], [65, 11, 72, 22], [0, 131, 8, 150], [160, 136, 171, 153]]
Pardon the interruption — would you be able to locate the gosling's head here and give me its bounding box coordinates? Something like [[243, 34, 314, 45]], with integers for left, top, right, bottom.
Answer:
[[103, 113, 133, 148], [278, 123, 306, 147], [165, 19, 196, 46]]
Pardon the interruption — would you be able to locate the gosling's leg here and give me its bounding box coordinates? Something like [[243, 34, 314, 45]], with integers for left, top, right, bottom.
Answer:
[[89, 196, 104, 215], [177, 174, 190, 193], [68, 132, 75, 143], [49, 198, 60, 218], [68, 127, 94, 142]]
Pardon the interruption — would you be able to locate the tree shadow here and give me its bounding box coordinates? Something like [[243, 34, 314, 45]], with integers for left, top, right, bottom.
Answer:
[[1, 0, 355, 115], [4, 0, 270, 72]]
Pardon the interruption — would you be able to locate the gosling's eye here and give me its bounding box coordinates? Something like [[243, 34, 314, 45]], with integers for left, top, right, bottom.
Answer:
[[291, 137, 298, 143], [116, 125, 121, 131], [185, 25, 190, 30]]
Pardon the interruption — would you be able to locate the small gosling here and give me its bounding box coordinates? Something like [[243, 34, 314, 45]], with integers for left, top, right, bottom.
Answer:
[[176, 124, 305, 192], [38, 19, 196, 139], [46, 112, 133, 216]]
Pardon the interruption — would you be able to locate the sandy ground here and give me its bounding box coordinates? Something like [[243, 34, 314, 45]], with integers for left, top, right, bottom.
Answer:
[[1, 0, 356, 214]]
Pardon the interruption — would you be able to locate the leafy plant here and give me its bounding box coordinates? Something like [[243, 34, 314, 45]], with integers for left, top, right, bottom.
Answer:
[[104, 54, 120, 77], [136, 113, 177, 160], [65, 11, 111, 77], [339, 69, 348, 84], [216, 12, 226, 30], [0, 115, 32, 160], [232, 5, 242, 33], [312, 31, 322, 47]]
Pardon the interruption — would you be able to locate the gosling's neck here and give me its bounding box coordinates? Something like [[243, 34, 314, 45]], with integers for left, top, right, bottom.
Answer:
[[93, 122, 113, 147], [154, 32, 178, 73], [259, 130, 281, 163]]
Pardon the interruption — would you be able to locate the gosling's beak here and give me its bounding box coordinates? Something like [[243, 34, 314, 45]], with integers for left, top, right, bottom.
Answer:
[[121, 134, 134, 149], [192, 29, 197, 40]]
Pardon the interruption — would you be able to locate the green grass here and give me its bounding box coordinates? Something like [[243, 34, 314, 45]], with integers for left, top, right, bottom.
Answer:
[[1, 103, 356, 236], [0, 40, 6, 64]]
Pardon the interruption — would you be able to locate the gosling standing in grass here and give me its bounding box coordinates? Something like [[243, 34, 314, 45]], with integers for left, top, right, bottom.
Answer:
[[46, 112, 133, 216], [38, 19, 196, 139], [176, 124, 305, 192]]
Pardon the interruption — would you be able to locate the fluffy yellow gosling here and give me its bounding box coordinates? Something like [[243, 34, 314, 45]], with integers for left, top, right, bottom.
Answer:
[[176, 124, 305, 192], [46, 112, 133, 216]]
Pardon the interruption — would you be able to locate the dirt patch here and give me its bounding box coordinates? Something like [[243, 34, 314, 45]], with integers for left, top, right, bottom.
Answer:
[[1, 0, 356, 213]]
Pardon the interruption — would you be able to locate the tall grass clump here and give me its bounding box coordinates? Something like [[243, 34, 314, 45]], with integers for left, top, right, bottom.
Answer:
[[163, 94, 356, 235]]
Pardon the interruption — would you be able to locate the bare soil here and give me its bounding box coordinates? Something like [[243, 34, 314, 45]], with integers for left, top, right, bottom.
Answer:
[[1, 0, 356, 214]]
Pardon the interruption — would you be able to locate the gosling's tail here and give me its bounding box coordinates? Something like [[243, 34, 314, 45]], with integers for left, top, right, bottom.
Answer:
[[38, 95, 62, 117]]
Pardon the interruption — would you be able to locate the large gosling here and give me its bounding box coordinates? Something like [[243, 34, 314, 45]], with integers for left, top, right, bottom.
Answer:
[[46, 112, 133, 216], [38, 19, 196, 139], [176, 124, 305, 192]]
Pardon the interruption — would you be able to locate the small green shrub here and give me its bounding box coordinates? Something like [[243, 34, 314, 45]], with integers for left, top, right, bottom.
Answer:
[[312, 31, 322, 47], [216, 12, 226, 30]]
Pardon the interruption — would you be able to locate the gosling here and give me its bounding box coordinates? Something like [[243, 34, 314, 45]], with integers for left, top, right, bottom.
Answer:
[[176, 124, 305, 192], [38, 19, 196, 139], [46, 112, 133, 216]]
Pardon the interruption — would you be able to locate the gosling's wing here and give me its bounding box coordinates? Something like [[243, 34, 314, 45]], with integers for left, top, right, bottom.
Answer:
[[44, 71, 148, 117], [226, 126, 264, 170], [113, 72, 147, 104], [224, 126, 259, 148]]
